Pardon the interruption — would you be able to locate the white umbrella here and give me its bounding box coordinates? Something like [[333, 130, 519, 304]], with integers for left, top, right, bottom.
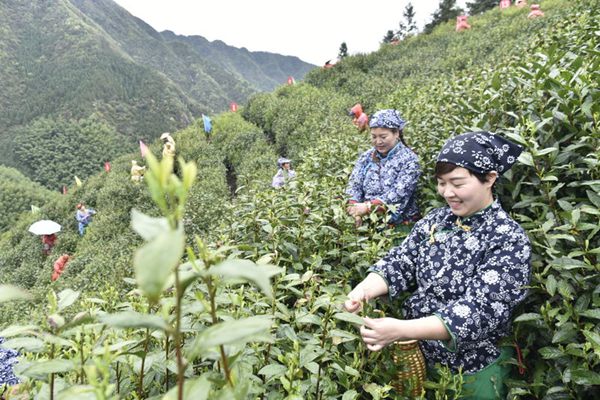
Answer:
[[28, 220, 62, 235]]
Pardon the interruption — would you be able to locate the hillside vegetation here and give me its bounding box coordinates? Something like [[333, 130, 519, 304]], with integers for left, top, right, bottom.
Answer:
[[0, 0, 313, 192], [0, 166, 59, 233], [0, 1, 598, 399]]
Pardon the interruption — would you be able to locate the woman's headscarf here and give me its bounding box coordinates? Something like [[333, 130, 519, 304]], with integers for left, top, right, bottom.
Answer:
[[369, 109, 407, 130], [437, 131, 523, 174], [277, 157, 292, 168]]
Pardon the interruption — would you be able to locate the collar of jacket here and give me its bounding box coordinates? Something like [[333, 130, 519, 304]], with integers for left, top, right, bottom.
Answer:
[[371, 141, 405, 163], [439, 199, 500, 232]]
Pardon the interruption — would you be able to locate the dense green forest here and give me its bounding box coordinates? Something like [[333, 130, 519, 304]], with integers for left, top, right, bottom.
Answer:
[[0, 0, 313, 192], [0, 0, 598, 398], [0, 166, 59, 233]]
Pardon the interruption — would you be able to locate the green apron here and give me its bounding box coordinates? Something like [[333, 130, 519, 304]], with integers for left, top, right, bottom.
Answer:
[[460, 347, 513, 399], [427, 347, 513, 399], [392, 221, 414, 245]]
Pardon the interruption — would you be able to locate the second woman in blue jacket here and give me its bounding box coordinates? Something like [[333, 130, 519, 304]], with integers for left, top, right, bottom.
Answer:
[[346, 109, 421, 226]]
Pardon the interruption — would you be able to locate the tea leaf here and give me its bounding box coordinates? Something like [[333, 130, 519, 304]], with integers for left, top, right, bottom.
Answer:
[[258, 363, 287, 380], [552, 324, 578, 343], [100, 311, 170, 331], [21, 359, 76, 377], [539, 346, 564, 359], [163, 375, 211, 400], [578, 309, 600, 320], [55, 386, 97, 400], [514, 313, 542, 322], [57, 289, 80, 312], [188, 316, 272, 359], [582, 330, 600, 349], [586, 190, 600, 208], [133, 224, 185, 302], [570, 369, 600, 385], [0, 337, 44, 352], [550, 257, 590, 270], [333, 312, 365, 326], [0, 325, 38, 338], [546, 275, 557, 296], [518, 152, 534, 167], [0, 285, 31, 303], [210, 259, 282, 297], [130, 208, 170, 241]]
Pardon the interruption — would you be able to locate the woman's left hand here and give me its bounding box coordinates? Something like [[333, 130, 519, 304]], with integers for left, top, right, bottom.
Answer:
[[360, 317, 403, 351], [347, 202, 370, 217]]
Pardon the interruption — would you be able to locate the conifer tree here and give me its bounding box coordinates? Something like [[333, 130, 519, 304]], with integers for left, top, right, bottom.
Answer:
[[397, 3, 418, 40], [338, 42, 348, 59], [467, 0, 499, 14], [424, 0, 464, 34], [382, 30, 395, 44]]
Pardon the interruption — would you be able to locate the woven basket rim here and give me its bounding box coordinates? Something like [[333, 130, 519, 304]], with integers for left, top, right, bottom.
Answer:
[[395, 339, 418, 345]]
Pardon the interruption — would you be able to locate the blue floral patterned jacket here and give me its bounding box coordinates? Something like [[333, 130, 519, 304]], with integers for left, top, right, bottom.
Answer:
[[369, 200, 531, 373], [346, 142, 420, 224], [0, 337, 19, 386]]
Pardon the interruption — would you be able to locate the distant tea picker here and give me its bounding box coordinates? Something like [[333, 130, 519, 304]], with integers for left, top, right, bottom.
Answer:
[[130, 160, 146, 183], [28, 219, 61, 255], [348, 103, 369, 132], [75, 203, 96, 236], [272, 157, 296, 188]]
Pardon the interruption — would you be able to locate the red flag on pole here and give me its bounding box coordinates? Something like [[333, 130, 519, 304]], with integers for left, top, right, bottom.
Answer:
[[230, 102, 238, 112], [139, 140, 149, 158], [104, 161, 111, 172]]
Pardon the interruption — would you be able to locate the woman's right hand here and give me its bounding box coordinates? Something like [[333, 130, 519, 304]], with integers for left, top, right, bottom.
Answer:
[[343, 273, 389, 314], [344, 285, 367, 313]]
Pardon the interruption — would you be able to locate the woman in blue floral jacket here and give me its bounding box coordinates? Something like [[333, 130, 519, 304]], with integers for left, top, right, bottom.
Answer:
[[0, 337, 19, 393], [345, 132, 531, 399], [346, 109, 421, 226]]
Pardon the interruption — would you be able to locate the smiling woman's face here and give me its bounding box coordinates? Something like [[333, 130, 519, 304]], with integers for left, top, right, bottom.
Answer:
[[436, 166, 496, 217], [370, 127, 399, 156]]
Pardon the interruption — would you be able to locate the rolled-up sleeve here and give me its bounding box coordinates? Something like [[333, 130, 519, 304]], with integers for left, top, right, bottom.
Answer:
[[433, 232, 531, 350], [367, 220, 427, 299]]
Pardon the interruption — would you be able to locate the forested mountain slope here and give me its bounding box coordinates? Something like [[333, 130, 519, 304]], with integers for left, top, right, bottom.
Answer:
[[0, 0, 313, 191], [0, 1, 598, 398], [0, 166, 59, 233], [70, 0, 314, 94]]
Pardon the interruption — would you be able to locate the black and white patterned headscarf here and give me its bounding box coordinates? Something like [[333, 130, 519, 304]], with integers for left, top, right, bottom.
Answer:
[[437, 132, 523, 175], [369, 109, 407, 130]]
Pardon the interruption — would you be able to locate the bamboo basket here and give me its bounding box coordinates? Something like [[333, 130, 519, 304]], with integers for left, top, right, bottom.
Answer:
[[392, 340, 426, 397]]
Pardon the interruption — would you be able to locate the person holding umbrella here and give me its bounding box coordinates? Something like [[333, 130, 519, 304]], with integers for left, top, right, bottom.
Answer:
[[28, 220, 62, 255], [41, 233, 57, 255]]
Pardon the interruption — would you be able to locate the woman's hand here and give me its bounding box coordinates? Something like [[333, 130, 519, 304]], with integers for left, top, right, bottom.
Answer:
[[346, 202, 371, 217], [344, 285, 367, 313], [343, 273, 389, 314], [360, 317, 403, 351]]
